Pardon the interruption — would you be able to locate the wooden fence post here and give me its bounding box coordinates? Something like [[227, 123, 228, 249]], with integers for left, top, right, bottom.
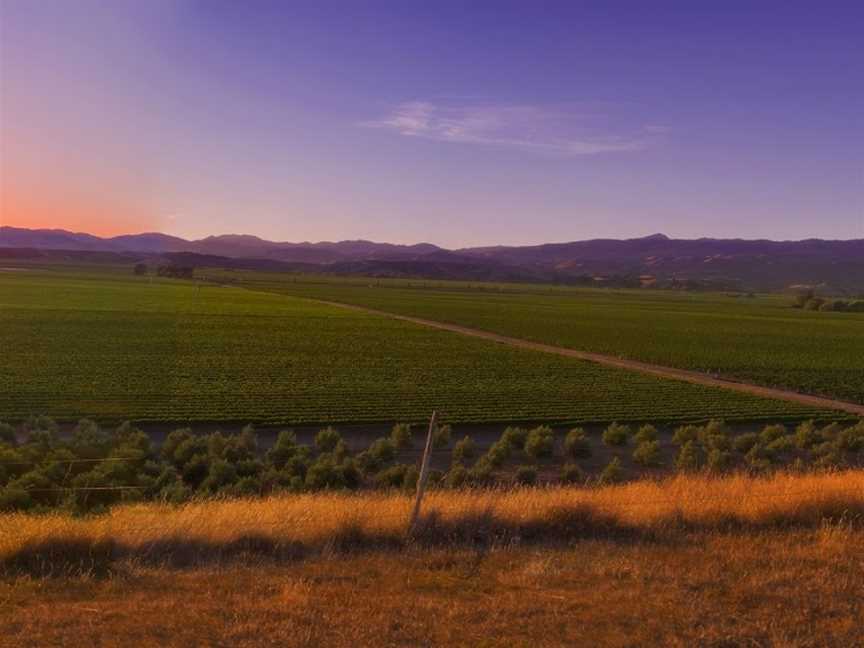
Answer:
[[408, 410, 437, 537]]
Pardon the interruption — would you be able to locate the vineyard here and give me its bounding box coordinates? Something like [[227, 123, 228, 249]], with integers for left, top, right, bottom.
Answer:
[[0, 267, 837, 425], [216, 270, 864, 405]]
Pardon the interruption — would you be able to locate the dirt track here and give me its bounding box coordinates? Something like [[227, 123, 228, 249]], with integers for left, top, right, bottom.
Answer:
[[315, 299, 864, 417]]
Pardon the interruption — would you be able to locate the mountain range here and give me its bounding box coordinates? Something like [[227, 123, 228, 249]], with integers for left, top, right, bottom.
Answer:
[[2, 226, 862, 294]]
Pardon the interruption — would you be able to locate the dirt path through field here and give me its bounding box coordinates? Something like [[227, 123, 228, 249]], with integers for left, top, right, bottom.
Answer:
[[313, 298, 864, 416]]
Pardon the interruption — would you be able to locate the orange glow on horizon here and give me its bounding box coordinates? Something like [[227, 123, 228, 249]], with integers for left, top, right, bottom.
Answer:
[[1, 190, 161, 237]]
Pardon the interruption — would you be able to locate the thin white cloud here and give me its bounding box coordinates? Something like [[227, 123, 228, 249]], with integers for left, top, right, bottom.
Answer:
[[362, 101, 663, 155]]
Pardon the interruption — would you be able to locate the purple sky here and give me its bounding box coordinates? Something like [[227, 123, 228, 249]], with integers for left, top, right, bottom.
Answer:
[[2, 1, 862, 246]]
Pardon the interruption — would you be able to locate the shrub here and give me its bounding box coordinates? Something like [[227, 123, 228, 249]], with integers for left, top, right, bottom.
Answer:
[[765, 435, 795, 453], [266, 430, 298, 468], [181, 454, 210, 488], [484, 440, 512, 467], [598, 457, 623, 485], [201, 459, 238, 493], [675, 441, 703, 472], [468, 460, 495, 486], [226, 476, 262, 497], [0, 487, 32, 512], [602, 423, 630, 447], [633, 424, 657, 444], [284, 454, 310, 479], [315, 427, 342, 453], [390, 423, 413, 449], [173, 436, 209, 468], [564, 427, 592, 459], [700, 421, 731, 451], [732, 433, 760, 453], [354, 450, 380, 476], [452, 436, 476, 464], [524, 426, 554, 459], [0, 422, 16, 445], [632, 440, 661, 466], [672, 424, 701, 445], [760, 424, 787, 445], [745, 445, 773, 471], [561, 463, 585, 484], [819, 423, 843, 441], [836, 424, 864, 453], [402, 465, 419, 491], [515, 465, 537, 485], [500, 426, 529, 451], [161, 428, 193, 461], [706, 448, 734, 472], [368, 438, 396, 463], [375, 464, 408, 488], [794, 421, 821, 450], [432, 424, 452, 450], [305, 456, 345, 490], [444, 464, 469, 488]]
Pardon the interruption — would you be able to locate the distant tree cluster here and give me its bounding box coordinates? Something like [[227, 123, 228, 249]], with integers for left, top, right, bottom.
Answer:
[[1, 416, 861, 514], [792, 290, 864, 312], [156, 265, 195, 279]]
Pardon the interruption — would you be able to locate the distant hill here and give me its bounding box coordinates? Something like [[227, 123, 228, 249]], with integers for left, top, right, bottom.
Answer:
[[2, 226, 862, 294]]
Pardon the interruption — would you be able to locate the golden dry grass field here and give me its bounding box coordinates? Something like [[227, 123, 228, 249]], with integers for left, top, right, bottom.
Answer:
[[2, 471, 863, 647]]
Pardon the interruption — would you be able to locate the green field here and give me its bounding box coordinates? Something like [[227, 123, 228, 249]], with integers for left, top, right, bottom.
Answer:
[[211, 271, 864, 405], [0, 266, 835, 425]]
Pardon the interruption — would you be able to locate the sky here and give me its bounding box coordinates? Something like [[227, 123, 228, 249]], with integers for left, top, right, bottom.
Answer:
[[1, 0, 862, 247]]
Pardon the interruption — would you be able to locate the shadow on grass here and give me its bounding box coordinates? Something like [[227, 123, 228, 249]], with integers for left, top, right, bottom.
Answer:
[[3, 499, 862, 579]]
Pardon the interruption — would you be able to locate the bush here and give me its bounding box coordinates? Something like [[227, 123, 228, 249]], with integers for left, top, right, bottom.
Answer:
[[837, 424, 864, 453], [500, 426, 529, 451], [315, 427, 342, 453], [732, 433, 760, 453], [444, 464, 469, 488], [181, 454, 210, 488], [402, 465, 419, 491], [745, 445, 774, 471], [561, 463, 585, 484], [368, 438, 396, 464], [452, 436, 476, 464], [765, 435, 795, 453], [675, 441, 703, 472], [484, 440, 513, 467], [706, 448, 734, 472], [0, 486, 32, 512], [759, 424, 787, 445], [390, 423, 413, 449], [432, 424, 452, 450], [266, 430, 298, 468], [201, 459, 238, 493], [305, 456, 345, 490], [794, 421, 821, 450], [515, 465, 537, 485], [602, 423, 630, 447], [524, 426, 554, 459], [564, 427, 591, 459], [633, 424, 658, 444], [375, 464, 408, 488], [672, 424, 701, 445], [468, 460, 495, 486], [632, 440, 661, 466], [0, 422, 16, 445], [598, 457, 623, 485]]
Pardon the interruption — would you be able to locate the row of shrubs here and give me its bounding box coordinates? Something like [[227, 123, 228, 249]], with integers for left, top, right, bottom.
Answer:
[[792, 291, 864, 312], [0, 417, 861, 513]]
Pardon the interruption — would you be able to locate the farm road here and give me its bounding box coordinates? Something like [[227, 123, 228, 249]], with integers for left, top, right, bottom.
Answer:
[[312, 299, 864, 417]]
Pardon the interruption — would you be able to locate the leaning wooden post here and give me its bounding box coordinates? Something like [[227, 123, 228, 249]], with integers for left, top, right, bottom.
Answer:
[[408, 410, 437, 537]]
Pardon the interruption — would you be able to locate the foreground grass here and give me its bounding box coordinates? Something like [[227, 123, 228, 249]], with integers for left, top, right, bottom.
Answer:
[[1, 471, 863, 646], [1, 471, 862, 646]]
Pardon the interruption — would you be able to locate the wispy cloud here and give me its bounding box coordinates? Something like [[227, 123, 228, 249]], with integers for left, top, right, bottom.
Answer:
[[362, 102, 663, 155]]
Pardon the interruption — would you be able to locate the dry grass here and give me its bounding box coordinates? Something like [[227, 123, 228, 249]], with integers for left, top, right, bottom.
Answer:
[[1, 472, 863, 646], [1, 470, 862, 576]]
